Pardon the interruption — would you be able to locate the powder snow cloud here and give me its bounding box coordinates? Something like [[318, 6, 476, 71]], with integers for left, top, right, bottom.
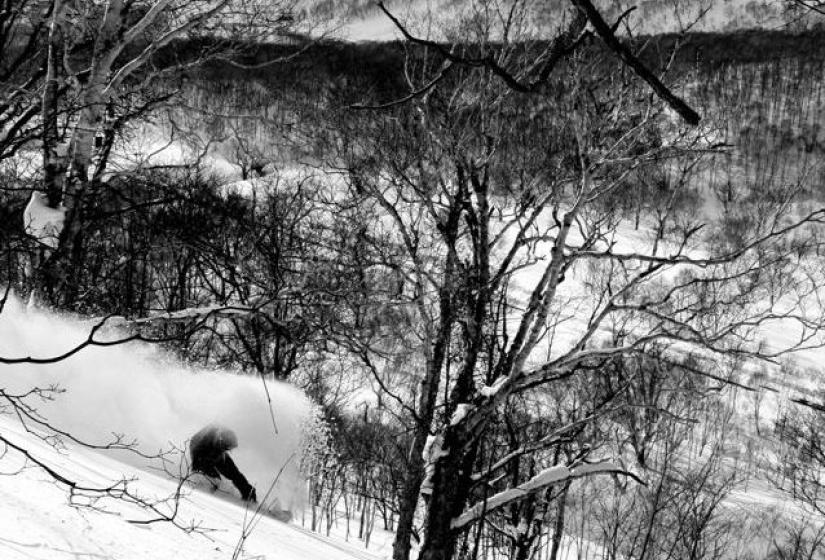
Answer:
[[0, 294, 312, 509]]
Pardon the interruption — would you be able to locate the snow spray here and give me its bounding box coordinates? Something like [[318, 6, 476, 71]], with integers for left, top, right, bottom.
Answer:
[[0, 294, 311, 510]]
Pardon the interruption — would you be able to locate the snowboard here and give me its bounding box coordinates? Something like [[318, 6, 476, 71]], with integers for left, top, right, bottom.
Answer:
[[187, 472, 293, 522]]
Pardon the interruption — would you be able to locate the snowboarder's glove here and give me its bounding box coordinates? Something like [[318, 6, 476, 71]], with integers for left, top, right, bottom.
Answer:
[[244, 487, 257, 503]]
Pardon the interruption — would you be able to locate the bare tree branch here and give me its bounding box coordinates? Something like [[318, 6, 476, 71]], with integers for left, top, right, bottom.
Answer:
[[568, 0, 701, 125]]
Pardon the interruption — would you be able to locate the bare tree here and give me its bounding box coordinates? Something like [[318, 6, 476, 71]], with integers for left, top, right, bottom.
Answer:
[[319, 2, 825, 559], [2, 0, 301, 307]]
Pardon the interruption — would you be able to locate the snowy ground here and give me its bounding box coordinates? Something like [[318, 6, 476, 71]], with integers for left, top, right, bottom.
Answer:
[[0, 414, 385, 560], [0, 295, 398, 560], [0, 295, 313, 511]]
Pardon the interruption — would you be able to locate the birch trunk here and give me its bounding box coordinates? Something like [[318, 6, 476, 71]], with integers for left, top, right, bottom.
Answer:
[[42, 0, 67, 207]]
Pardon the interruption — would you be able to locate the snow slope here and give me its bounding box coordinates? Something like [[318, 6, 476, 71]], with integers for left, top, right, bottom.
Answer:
[[0, 294, 389, 559], [0, 294, 312, 511], [0, 414, 382, 560]]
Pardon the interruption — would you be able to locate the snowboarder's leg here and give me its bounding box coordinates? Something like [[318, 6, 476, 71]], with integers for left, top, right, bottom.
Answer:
[[192, 458, 222, 491], [216, 453, 256, 502]]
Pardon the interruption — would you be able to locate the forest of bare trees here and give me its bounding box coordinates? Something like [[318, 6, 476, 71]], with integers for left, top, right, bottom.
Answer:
[[4, 1, 825, 559]]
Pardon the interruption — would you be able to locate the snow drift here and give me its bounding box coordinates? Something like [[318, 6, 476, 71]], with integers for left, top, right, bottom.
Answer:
[[23, 192, 66, 249], [0, 294, 312, 510]]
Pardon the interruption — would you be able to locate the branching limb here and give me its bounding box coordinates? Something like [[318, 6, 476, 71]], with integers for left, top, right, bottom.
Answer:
[[568, 0, 700, 125], [452, 459, 643, 531]]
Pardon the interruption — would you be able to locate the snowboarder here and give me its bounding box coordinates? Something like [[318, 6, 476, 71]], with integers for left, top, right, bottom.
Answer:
[[189, 424, 257, 503]]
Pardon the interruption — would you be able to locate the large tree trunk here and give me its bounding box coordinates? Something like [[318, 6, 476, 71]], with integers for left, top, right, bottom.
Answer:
[[35, 209, 86, 308], [392, 218, 463, 560], [391, 348, 449, 560], [415, 175, 489, 560], [417, 434, 480, 560], [392, 465, 424, 560]]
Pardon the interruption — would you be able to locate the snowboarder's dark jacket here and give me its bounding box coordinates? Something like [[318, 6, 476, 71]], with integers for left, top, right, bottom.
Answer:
[[190, 424, 256, 502]]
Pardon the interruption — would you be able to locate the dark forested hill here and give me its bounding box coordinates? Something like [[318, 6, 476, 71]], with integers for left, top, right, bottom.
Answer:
[[175, 27, 825, 101]]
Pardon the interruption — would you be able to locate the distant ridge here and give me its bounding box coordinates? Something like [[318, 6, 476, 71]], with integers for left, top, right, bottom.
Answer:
[[171, 27, 825, 92], [295, 0, 825, 41]]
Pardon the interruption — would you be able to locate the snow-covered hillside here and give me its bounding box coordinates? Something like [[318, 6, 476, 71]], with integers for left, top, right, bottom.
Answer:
[[0, 295, 393, 559], [0, 295, 312, 511], [0, 413, 385, 560]]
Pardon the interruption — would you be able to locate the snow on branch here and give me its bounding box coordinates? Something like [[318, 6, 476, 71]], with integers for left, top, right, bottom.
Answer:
[[106, 303, 259, 326], [421, 434, 448, 496], [451, 460, 640, 530]]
